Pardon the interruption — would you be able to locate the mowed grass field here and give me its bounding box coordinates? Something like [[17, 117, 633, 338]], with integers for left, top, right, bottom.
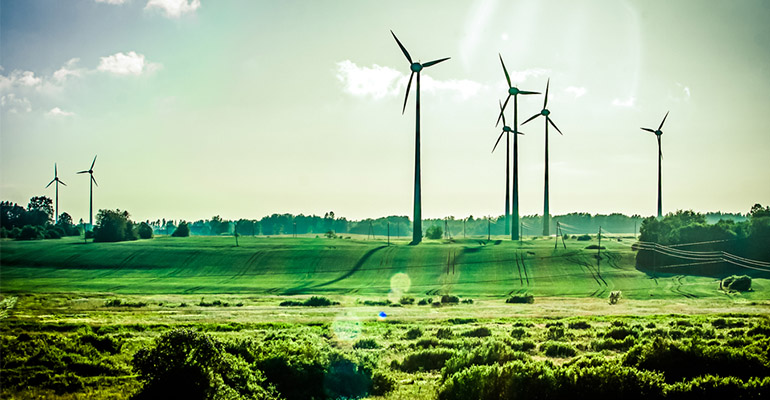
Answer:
[[2, 234, 768, 302]]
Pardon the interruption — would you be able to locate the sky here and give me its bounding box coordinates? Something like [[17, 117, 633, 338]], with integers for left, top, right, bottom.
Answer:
[[1, 0, 769, 223]]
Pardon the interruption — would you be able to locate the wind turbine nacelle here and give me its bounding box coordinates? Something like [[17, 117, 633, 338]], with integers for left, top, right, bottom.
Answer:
[[503, 126, 512, 132], [655, 130, 663, 136], [410, 63, 423, 72], [541, 109, 550, 116], [508, 87, 520, 96]]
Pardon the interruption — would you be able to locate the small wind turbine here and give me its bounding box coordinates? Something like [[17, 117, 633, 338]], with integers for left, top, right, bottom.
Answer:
[[77, 155, 98, 228], [391, 30, 450, 245], [496, 54, 540, 240], [641, 111, 669, 219], [522, 79, 563, 237], [492, 100, 524, 238], [45, 163, 66, 224]]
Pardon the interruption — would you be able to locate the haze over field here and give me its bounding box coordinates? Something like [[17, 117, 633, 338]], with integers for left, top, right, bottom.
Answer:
[[1, 0, 769, 223]]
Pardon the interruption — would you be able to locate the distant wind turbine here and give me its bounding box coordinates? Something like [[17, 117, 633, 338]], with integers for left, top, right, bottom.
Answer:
[[492, 99, 525, 238], [45, 163, 66, 224], [496, 54, 540, 240], [641, 111, 669, 219], [522, 79, 563, 236], [77, 155, 98, 228], [391, 30, 450, 245]]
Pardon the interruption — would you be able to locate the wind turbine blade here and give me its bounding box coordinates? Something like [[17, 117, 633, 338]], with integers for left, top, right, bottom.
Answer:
[[91, 175, 98, 187], [519, 91, 540, 95], [491, 132, 504, 153], [548, 117, 563, 135], [496, 95, 511, 127], [515, 130, 525, 135], [422, 57, 450, 67], [544, 78, 550, 108], [58, 179, 67, 186], [658, 111, 669, 130], [46, 179, 55, 188], [658, 136, 663, 160], [641, 127, 656, 133], [402, 72, 414, 114], [55, 163, 58, 177], [390, 30, 412, 64], [521, 113, 540, 126], [77, 170, 89, 174], [498, 99, 507, 126], [91, 155, 97, 170], [499, 53, 511, 88]]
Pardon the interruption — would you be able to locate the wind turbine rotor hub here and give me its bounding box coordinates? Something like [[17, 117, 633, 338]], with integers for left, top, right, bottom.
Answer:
[[503, 126, 512, 132], [541, 109, 550, 116], [509, 87, 519, 95], [656, 130, 662, 136], [410, 63, 423, 72]]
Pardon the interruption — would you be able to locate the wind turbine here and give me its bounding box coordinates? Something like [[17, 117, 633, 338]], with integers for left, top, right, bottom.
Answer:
[[492, 99, 525, 238], [45, 163, 66, 224], [77, 155, 98, 228], [522, 79, 563, 237], [496, 54, 540, 240], [391, 30, 450, 245], [641, 111, 669, 219]]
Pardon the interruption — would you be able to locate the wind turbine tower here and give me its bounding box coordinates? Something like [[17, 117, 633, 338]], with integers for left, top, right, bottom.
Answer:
[[45, 163, 66, 224], [641, 111, 670, 219], [391, 30, 450, 244], [77, 155, 98, 228]]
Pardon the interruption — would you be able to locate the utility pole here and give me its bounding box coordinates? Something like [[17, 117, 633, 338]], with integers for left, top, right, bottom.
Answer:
[[293, 222, 297, 238], [387, 222, 390, 246], [634, 220, 637, 237], [487, 216, 491, 241], [463, 218, 466, 238], [234, 223, 239, 247]]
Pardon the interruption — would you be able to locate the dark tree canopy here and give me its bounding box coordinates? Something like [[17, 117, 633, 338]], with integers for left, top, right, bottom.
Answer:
[[93, 209, 138, 243]]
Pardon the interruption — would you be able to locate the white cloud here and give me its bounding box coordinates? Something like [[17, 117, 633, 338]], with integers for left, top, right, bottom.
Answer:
[[684, 87, 691, 98], [95, 0, 129, 4], [145, 0, 200, 18], [53, 58, 83, 82], [564, 86, 587, 98], [1, 94, 32, 113], [335, 60, 402, 99], [97, 51, 160, 76], [612, 97, 635, 107], [503, 68, 549, 86], [46, 107, 75, 117], [336, 60, 484, 101]]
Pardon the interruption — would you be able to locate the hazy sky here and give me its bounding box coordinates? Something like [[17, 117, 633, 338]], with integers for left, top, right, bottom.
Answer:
[[1, 0, 769, 223]]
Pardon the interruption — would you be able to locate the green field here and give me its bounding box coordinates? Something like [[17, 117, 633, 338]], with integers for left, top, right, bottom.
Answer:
[[3, 235, 767, 303]]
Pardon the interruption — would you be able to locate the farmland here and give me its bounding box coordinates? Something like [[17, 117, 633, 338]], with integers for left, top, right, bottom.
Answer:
[[1, 235, 769, 399]]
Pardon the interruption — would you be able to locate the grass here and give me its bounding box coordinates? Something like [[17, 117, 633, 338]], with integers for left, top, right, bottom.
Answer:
[[3, 235, 768, 301]]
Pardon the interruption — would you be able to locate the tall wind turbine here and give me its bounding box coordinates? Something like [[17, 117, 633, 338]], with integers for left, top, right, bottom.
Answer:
[[641, 111, 669, 219], [391, 30, 450, 245], [45, 163, 66, 224], [522, 79, 563, 236], [492, 99, 525, 238], [77, 155, 98, 228], [496, 54, 540, 240]]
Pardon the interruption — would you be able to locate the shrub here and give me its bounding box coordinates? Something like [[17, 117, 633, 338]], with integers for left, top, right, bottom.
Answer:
[[137, 222, 153, 239], [508, 340, 537, 352], [104, 299, 147, 308], [131, 329, 279, 400], [172, 222, 190, 237], [399, 296, 415, 305], [510, 327, 528, 339], [370, 370, 397, 395], [569, 321, 592, 330], [605, 326, 638, 340], [425, 225, 443, 239], [722, 275, 751, 291], [541, 341, 577, 358], [506, 294, 534, 304], [577, 234, 592, 241], [45, 226, 64, 239], [405, 327, 423, 340], [279, 296, 339, 307], [461, 298, 474, 304], [436, 328, 453, 339], [353, 338, 380, 349], [592, 336, 637, 352], [462, 327, 492, 338], [585, 244, 606, 250], [17, 225, 44, 240], [547, 326, 566, 340], [399, 349, 456, 372], [442, 341, 530, 379], [441, 295, 460, 304]]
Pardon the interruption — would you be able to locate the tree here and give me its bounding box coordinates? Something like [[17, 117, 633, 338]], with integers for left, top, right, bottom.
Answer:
[[137, 222, 154, 239], [1, 201, 25, 230], [209, 215, 227, 235], [172, 222, 190, 237], [425, 225, 443, 240], [25, 196, 53, 226], [93, 209, 137, 243]]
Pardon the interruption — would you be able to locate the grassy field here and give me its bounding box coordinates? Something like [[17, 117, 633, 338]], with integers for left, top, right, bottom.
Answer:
[[2, 234, 767, 302], [2, 235, 769, 399]]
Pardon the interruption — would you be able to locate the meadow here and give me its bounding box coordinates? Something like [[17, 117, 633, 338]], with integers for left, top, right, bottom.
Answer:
[[1, 235, 769, 399]]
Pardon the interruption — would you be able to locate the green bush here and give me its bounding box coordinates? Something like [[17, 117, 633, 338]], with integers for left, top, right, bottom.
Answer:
[[93, 209, 138, 242], [592, 336, 637, 352], [569, 321, 592, 330], [441, 295, 460, 304], [171, 222, 190, 237], [132, 329, 279, 400], [279, 296, 339, 307], [404, 327, 423, 340], [17, 225, 44, 240], [137, 222, 153, 239], [722, 275, 751, 291], [436, 328, 453, 339], [541, 341, 577, 358], [442, 341, 529, 379], [577, 234, 592, 241], [510, 327, 528, 339], [353, 338, 380, 349], [399, 349, 456, 372], [399, 296, 415, 305], [370, 370, 397, 395], [506, 294, 534, 304], [666, 375, 770, 399], [461, 327, 492, 338], [508, 339, 537, 352], [425, 225, 443, 239]]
